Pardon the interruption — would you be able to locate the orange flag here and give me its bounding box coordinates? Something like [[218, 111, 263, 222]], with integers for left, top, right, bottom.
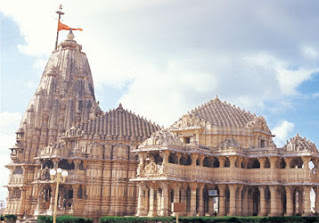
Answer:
[[58, 20, 83, 31]]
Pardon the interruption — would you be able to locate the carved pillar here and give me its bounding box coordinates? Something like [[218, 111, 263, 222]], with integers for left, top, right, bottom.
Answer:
[[258, 157, 266, 169], [198, 184, 204, 216], [191, 154, 199, 166], [285, 186, 293, 216], [269, 186, 278, 216], [180, 184, 187, 216], [284, 157, 293, 169], [162, 151, 169, 165], [208, 193, 214, 215], [189, 182, 198, 216], [302, 186, 311, 216], [160, 182, 169, 216], [173, 183, 180, 203], [302, 157, 311, 170], [228, 184, 237, 216], [198, 155, 205, 166], [148, 184, 156, 217], [137, 184, 144, 216], [236, 185, 243, 216], [218, 184, 226, 216], [177, 153, 182, 165], [53, 158, 59, 169], [259, 186, 266, 216], [74, 159, 81, 170], [269, 157, 277, 169], [242, 188, 249, 216], [315, 186, 319, 214], [229, 156, 237, 168], [219, 157, 226, 168]]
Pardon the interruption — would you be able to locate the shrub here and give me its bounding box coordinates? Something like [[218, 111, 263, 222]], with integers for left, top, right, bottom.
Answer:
[[37, 215, 92, 223], [4, 215, 17, 223]]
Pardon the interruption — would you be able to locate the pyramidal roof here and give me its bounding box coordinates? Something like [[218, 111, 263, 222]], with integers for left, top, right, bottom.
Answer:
[[189, 96, 255, 127], [66, 103, 161, 141]]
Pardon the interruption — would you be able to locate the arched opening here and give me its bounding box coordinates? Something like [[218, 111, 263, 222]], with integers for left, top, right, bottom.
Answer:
[[169, 153, 178, 164], [224, 157, 230, 167], [225, 187, 230, 214], [58, 159, 75, 170], [280, 158, 286, 169], [264, 158, 271, 168], [58, 185, 74, 210], [13, 166, 23, 175], [43, 160, 53, 168], [203, 157, 212, 167], [154, 153, 163, 165], [180, 155, 192, 166], [290, 157, 303, 169], [247, 159, 260, 169], [293, 188, 303, 215], [213, 157, 220, 168], [252, 187, 260, 216]]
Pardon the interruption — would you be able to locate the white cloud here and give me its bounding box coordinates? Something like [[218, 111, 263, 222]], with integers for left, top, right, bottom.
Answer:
[[312, 92, 319, 98], [301, 45, 319, 60], [272, 120, 295, 147]]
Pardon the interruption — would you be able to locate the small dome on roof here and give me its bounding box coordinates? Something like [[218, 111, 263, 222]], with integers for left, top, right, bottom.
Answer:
[[283, 134, 317, 153], [141, 129, 183, 147]]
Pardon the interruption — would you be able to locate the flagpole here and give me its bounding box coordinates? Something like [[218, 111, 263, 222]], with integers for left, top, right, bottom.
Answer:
[[55, 5, 64, 50]]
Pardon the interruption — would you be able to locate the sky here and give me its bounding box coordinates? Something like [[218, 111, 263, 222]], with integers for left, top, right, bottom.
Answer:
[[0, 0, 319, 204]]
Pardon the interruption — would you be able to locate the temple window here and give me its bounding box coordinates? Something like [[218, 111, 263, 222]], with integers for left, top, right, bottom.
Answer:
[[203, 157, 212, 167], [183, 137, 191, 144], [196, 158, 200, 166], [168, 153, 178, 164], [264, 158, 271, 168], [58, 159, 75, 170], [224, 157, 230, 167], [13, 166, 23, 175], [43, 160, 54, 169], [212, 157, 220, 168], [260, 140, 266, 148], [247, 159, 260, 169], [290, 157, 303, 169], [154, 154, 163, 165], [279, 158, 286, 169]]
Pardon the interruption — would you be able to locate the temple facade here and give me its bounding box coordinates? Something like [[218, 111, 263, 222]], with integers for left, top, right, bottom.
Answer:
[[4, 31, 319, 221]]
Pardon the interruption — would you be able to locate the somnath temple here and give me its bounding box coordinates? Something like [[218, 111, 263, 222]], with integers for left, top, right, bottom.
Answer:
[[4, 31, 319, 222]]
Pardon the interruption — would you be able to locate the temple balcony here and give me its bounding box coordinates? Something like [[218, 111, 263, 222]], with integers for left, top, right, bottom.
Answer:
[[65, 169, 86, 183], [9, 175, 24, 185], [137, 163, 314, 185]]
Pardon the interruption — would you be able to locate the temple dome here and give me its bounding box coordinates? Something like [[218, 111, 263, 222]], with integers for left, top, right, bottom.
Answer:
[[64, 104, 160, 141]]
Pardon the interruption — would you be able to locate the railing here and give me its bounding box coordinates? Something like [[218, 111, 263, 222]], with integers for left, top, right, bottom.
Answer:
[[65, 169, 86, 183], [159, 163, 313, 184], [9, 175, 24, 184]]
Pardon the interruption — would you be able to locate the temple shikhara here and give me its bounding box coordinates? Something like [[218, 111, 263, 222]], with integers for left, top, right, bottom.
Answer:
[[4, 30, 319, 221]]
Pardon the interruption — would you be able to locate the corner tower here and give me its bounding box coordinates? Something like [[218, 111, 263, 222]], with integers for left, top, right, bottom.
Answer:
[[6, 31, 100, 216]]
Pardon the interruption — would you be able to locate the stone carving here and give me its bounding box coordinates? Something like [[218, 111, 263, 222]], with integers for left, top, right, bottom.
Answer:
[[284, 134, 317, 153], [141, 129, 183, 147], [144, 157, 158, 174], [220, 137, 240, 149], [246, 116, 271, 133]]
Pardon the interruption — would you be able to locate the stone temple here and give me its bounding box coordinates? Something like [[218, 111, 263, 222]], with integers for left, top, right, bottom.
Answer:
[[5, 31, 319, 221]]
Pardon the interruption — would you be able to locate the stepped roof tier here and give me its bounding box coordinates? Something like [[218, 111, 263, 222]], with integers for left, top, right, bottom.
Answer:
[[189, 96, 255, 127], [62, 103, 161, 141]]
